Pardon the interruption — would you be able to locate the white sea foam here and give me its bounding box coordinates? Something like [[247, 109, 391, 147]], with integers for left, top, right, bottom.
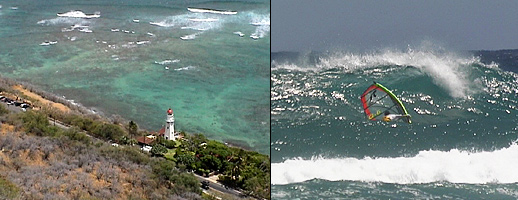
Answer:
[[272, 143, 518, 185], [79, 28, 92, 33], [181, 26, 208, 31], [150, 21, 168, 27], [233, 31, 245, 37], [62, 24, 91, 33], [150, 12, 224, 32], [187, 7, 237, 15], [38, 17, 89, 26], [136, 41, 150, 45], [180, 33, 197, 40], [154, 60, 180, 65], [175, 66, 195, 71], [271, 60, 320, 72], [248, 13, 270, 39], [188, 18, 219, 22], [40, 41, 58, 46], [57, 10, 100, 18]]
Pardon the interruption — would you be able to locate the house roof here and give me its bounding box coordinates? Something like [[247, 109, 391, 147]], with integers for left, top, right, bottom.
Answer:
[[136, 135, 156, 145], [157, 126, 165, 136]]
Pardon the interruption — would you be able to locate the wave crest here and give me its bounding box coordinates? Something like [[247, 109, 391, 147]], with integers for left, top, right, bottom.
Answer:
[[272, 45, 494, 98]]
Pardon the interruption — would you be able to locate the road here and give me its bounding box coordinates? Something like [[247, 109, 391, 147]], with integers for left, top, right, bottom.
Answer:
[[194, 174, 248, 198]]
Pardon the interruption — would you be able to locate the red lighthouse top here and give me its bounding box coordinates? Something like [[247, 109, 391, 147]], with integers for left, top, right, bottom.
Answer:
[[167, 108, 173, 115]]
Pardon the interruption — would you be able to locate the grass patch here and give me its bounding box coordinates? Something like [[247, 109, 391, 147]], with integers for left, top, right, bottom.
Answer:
[[164, 148, 176, 161], [0, 175, 20, 199]]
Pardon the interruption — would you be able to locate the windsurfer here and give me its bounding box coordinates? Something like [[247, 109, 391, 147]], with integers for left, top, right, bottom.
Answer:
[[382, 111, 409, 122]]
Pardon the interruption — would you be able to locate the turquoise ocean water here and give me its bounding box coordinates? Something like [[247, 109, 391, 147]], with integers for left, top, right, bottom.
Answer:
[[0, 0, 270, 154], [271, 45, 518, 199]]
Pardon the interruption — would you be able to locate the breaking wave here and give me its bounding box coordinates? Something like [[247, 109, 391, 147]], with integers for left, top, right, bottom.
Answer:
[[271, 44, 495, 98], [272, 142, 518, 185]]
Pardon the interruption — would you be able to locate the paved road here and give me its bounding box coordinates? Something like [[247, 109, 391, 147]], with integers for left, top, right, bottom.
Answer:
[[194, 174, 248, 198]]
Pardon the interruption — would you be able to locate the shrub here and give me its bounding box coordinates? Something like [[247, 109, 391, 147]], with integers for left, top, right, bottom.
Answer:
[[0, 175, 20, 199], [20, 110, 59, 137], [151, 144, 168, 157], [0, 103, 9, 116], [91, 123, 126, 142]]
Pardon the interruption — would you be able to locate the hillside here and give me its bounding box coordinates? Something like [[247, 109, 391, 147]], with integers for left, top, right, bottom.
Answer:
[[0, 77, 270, 200]]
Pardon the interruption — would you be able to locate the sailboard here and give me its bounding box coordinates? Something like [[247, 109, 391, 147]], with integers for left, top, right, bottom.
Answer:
[[360, 82, 412, 123]]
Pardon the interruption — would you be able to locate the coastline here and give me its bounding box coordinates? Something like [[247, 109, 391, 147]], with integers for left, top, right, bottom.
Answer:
[[1, 76, 259, 153], [1, 76, 270, 199]]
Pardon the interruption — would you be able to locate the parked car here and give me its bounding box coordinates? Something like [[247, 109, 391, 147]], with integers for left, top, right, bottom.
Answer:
[[201, 181, 210, 189]]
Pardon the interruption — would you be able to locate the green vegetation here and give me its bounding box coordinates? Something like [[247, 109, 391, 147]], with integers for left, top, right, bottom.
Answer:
[[151, 143, 168, 156], [169, 135, 271, 199], [0, 80, 270, 200], [127, 120, 138, 136], [0, 103, 9, 116], [0, 175, 20, 199], [2, 110, 203, 199]]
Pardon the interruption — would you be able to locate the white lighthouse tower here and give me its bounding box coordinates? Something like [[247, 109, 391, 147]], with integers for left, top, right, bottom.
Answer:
[[164, 108, 177, 141]]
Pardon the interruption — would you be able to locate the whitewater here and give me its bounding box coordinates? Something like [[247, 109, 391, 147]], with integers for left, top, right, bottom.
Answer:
[[273, 142, 518, 185], [271, 44, 518, 199]]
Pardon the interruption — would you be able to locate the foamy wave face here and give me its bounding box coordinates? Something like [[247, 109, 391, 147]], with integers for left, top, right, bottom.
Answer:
[[272, 143, 518, 185]]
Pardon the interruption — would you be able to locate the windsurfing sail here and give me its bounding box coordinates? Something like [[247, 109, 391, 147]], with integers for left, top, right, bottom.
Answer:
[[360, 82, 412, 123]]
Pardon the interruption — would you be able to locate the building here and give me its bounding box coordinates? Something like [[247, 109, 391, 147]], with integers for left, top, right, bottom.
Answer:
[[163, 108, 179, 141], [136, 135, 156, 146], [136, 108, 180, 152]]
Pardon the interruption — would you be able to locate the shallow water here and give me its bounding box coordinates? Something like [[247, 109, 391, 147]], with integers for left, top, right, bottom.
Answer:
[[0, 0, 270, 154]]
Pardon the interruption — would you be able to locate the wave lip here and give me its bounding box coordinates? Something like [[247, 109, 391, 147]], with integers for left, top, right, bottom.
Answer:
[[272, 45, 487, 98], [272, 144, 518, 185]]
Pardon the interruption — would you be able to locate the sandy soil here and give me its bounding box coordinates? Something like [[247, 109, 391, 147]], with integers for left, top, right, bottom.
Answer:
[[12, 85, 70, 112]]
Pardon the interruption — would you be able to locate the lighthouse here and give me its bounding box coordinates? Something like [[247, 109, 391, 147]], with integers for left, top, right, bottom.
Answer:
[[164, 108, 177, 141]]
